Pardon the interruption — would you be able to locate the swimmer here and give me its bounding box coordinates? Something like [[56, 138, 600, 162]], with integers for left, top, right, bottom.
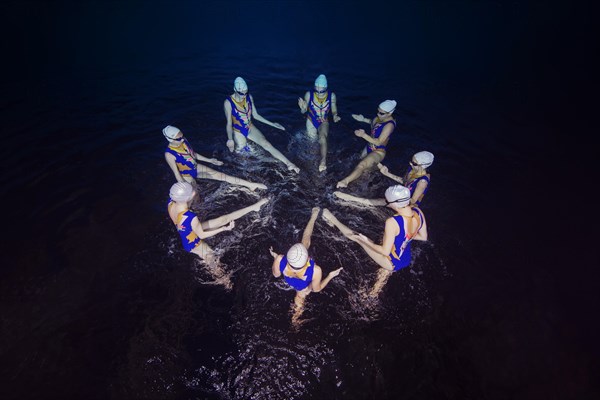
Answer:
[[297, 74, 341, 172], [269, 207, 343, 326], [336, 100, 397, 188], [168, 182, 269, 289], [334, 151, 434, 207], [163, 125, 267, 191], [224, 77, 300, 173], [323, 185, 427, 298]]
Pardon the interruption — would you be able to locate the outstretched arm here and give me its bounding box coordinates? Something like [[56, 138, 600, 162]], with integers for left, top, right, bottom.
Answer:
[[192, 217, 234, 240], [251, 95, 286, 131], [195, 152, 223, 166], [377, 163, 404, 183], [352, 114, 372, 124], [310, 265, 343, 292], [353, 217, 398, 256]]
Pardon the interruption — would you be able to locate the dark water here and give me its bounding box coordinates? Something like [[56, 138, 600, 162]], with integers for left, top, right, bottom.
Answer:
[[1, 1, 598, 399]]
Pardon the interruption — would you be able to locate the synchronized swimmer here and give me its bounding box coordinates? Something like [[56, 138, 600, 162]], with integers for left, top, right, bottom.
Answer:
[[298, 74, 340, 172], [162, 76, 433, 323]]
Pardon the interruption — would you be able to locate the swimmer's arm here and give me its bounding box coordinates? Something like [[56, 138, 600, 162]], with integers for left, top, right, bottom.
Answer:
[[271, 254, 283, 278], [333, 191, 386, 207], [355, 123, 393, 146], [192, 217, 233, 239], [251, 95, 285, 130], [194, 153, 223, 166], [352, 114, 372, 124], [410, 179, 428, 205], [224, 100, 235, 152], [331, 93, 341, 122], [164, 152, 185, 183], [224, 100, 233, 140], [311, 265, 343, 292], [298, 92, 309, 114], [412, 209, 428, 241], [355, 218, 397, 256], [378, 163, 404, 183]]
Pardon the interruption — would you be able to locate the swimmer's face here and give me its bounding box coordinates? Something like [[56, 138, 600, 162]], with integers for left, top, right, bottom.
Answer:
[[377, 109, 390, 117], [314, 86, 327, 96], [171, 131, 184, 143]]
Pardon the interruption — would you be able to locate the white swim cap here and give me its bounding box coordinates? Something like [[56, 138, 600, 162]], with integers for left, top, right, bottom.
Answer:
[[314, 74, 328, 88], [385, 185, 411, 207], [287, 243, 309, 269], [163, 125, 181, 142], [413, 151, 434, 168], [169, 182, 194, 202], [378, 100, 397, 113], [234, 77, 248, 92]]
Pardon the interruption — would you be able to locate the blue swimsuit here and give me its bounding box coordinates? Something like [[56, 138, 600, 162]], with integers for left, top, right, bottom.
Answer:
[[279, 256, 315, 291], [165, 138, 198, 178], [366, 118, 396, 154], [168, 201, 201, 252], [388, 209, 424, 271], [227, 95, 253, 137], [307, 90, 331, 129]]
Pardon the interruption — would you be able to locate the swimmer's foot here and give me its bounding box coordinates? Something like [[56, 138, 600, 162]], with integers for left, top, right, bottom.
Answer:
[[311, 207, 321, 217], [336, 180, 348, 188], [321, 208, 336, 227], [333, 191, 351, 201], [318, 162, 327, 172], [248, 182, 268, 191], [288, 164, 300, 174], [251, 198, 270, 212]]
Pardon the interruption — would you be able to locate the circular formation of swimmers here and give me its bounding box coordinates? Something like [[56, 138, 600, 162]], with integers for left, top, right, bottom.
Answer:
[[164, 75, 434, 325]]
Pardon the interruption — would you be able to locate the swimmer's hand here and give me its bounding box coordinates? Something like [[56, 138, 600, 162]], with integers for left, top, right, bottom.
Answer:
[[210, 158, 223, 166], [352, 233, 371, 244], [333, 114, 341, 123], [272, 122, 285, 131], [226, 139, 235, 152], [223, 221, 235, 231], [378, 163, 389, 175], [352, 114, 365, 122], [268, 246, 278, 259], [329, 267, 343, 278], [354, 129, 366, 138], [298, 97, 307, 113]]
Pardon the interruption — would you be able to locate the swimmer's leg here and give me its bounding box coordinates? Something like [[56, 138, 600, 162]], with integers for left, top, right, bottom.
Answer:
[[232, 131, 248, 151], [247, 126, 300, 173], [301, 207, 321, 250], [197, 164, 267, 191], [305, 118, 317, 139], [333, 191, 386, 207], [291, 288, 310, 327], [318, 122, 329, 172], [337, 151, 385, 188], [369, 268, 393, 298], [191, 241, 232, 289], [202, 198, 269, 230]]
